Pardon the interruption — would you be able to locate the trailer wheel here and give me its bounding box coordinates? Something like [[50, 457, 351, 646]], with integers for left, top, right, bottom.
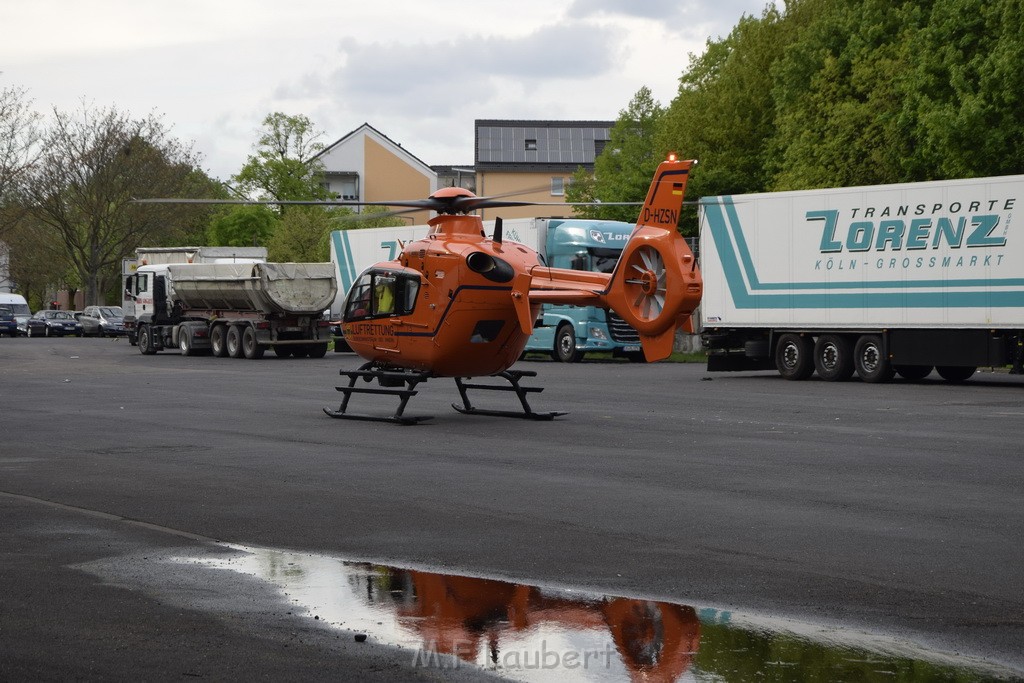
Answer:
[[138, 325, 157, 355], [936, 365, 976, 383], [273, 345, 292, 358], [774, 333, 814, 380], [814, 334, 854, 381], [307, 343, 329, 359], [553, 324, 583, 363], [210, 325, 228, 357], [854, 335, 894, 383], [895, 365, 932, 381], [226, 326, 244, 358], [242, 326, 264, 359]]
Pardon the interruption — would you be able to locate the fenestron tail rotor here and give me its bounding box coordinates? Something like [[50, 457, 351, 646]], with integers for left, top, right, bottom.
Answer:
[[624, 245, 667, 321]]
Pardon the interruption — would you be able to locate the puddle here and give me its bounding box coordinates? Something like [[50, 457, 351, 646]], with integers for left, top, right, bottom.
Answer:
[[186, 544, 1015, 682]]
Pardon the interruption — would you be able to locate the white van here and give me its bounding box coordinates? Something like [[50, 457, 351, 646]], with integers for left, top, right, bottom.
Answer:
[[0, 293, 32, 336]]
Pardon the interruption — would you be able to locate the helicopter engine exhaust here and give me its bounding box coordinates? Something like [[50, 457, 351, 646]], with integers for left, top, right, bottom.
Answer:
[[466, 251, 514, 283]]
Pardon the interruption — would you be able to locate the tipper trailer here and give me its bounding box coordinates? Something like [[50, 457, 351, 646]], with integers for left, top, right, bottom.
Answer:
[[125, 261, 337, 359], [699, 173, 1023, 382]]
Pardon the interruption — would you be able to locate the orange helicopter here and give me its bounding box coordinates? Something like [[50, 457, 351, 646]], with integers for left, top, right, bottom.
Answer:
[[325, 156, 703, 423]]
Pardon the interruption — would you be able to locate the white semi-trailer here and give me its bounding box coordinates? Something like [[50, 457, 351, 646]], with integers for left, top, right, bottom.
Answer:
[[699, 173, 1023, 382], [125, 262, 337, 359]]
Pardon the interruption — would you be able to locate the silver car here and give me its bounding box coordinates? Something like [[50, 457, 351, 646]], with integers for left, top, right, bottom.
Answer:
[[78, 305, 127, 337]]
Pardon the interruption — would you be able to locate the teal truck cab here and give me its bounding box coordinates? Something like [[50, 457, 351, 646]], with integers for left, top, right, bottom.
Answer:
[[515, 218, 643, 362]]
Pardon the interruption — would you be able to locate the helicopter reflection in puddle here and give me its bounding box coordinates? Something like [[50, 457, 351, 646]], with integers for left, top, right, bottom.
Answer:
[[195, 546, 1012, 682]]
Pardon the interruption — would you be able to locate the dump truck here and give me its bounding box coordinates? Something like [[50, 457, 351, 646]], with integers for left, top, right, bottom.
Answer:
[[123, 246, 268, 343], [699, 173, 1024, 383], [124, 261, 337, 359]]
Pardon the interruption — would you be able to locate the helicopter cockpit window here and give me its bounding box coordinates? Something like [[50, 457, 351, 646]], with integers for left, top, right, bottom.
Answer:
[[344, 271, 421, 321]]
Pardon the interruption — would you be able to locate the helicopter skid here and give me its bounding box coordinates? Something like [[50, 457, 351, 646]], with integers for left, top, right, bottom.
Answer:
[[452, 371, 567, 421], [326, 366, 434, 425], [322, 406, 431, 426]]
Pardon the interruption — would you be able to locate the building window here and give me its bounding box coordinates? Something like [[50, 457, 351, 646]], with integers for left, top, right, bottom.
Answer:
[[525, 139, 538, 151], [551, 177, 565, 196]]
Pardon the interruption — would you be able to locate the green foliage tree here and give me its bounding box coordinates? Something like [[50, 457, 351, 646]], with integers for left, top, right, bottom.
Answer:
[[902, 0, 1024, 179], [233, 112, 331, 204], [606, 0, 1024, 206], [208, 205, 280, 248], [657, 5, 789, 199], [3, 214, 71, 310], [267, 207, 333, 262], [567, 87, 664, 222]]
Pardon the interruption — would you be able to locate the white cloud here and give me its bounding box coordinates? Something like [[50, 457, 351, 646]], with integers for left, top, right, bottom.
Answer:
[[1, 0, 770, 182]]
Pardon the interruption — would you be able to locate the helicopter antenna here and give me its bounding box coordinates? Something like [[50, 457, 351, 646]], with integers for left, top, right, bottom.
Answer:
[[493, 217, 503, 244]]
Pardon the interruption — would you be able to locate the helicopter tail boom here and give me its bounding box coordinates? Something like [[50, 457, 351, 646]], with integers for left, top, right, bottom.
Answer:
[[523, 158, 702, 361]]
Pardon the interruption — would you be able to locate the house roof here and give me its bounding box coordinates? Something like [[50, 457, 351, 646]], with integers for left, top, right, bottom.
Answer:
[[315, 122, 434, 174]]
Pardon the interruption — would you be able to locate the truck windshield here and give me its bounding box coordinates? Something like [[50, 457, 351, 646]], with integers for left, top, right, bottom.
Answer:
[[589, 247, 621, 274]]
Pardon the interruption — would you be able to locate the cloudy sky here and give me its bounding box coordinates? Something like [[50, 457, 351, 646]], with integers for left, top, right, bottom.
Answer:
[[3, 0, 767, 182]]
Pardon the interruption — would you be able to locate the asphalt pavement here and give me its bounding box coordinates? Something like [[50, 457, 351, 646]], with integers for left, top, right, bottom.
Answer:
[[1, 337, 1022, 680]]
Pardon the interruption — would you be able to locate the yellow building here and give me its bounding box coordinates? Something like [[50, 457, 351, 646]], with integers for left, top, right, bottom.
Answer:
[[473, 120, 613, 221], [315, 123, 437, 225]]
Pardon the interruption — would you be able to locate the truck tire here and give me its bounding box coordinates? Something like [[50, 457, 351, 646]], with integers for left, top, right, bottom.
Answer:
[[242, 326, 264, 359], [813, 334, 854, 381], [273, 345, 293, 358], [226, 325, 244, 358], [895, 365, 932, 381], [306, 343, 328, 359], [178, 329, 194, 356], [138, 325, 157, 355], [774, 333, 814, 380], [553, 324, 583, 363], [936, 365, 976, 383], [210, 324, 228, 358], [854, 335, 894, 383]]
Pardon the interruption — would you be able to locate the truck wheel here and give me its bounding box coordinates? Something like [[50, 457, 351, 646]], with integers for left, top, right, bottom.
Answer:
[[179, 330, 194, 356], [895, 365, 932, 381], [242, 326, 264, 359], [306, 343, 329, 359], [854, 335, 894, 383], [553, 324, 583, 363], [936, 365, 976, 383], [273, 345, 293, 358], [774, 333, 814, 380], [210, 325, 228, 357], [813, 334, 854, 381], [138, 325, 157, 355], [226, 326, 244, 358]]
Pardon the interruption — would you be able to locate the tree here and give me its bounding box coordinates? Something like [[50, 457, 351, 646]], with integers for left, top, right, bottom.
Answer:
[[208, 205, 280, 248], [0, 85, 41, 240], [657, 6, 788, 201], [566, 87, 665, 222], [233, 113, 331, 204], [902, 0, 1024, 179], [3, 214, 71, 309], [267, 207, 333, 262], [22, 104, 215, 305]]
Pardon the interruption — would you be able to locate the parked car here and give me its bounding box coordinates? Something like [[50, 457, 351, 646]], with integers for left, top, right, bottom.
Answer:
[[78, 305, 126, 337], [14, 314, 31, 336], [26, 310, 83, 337]]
